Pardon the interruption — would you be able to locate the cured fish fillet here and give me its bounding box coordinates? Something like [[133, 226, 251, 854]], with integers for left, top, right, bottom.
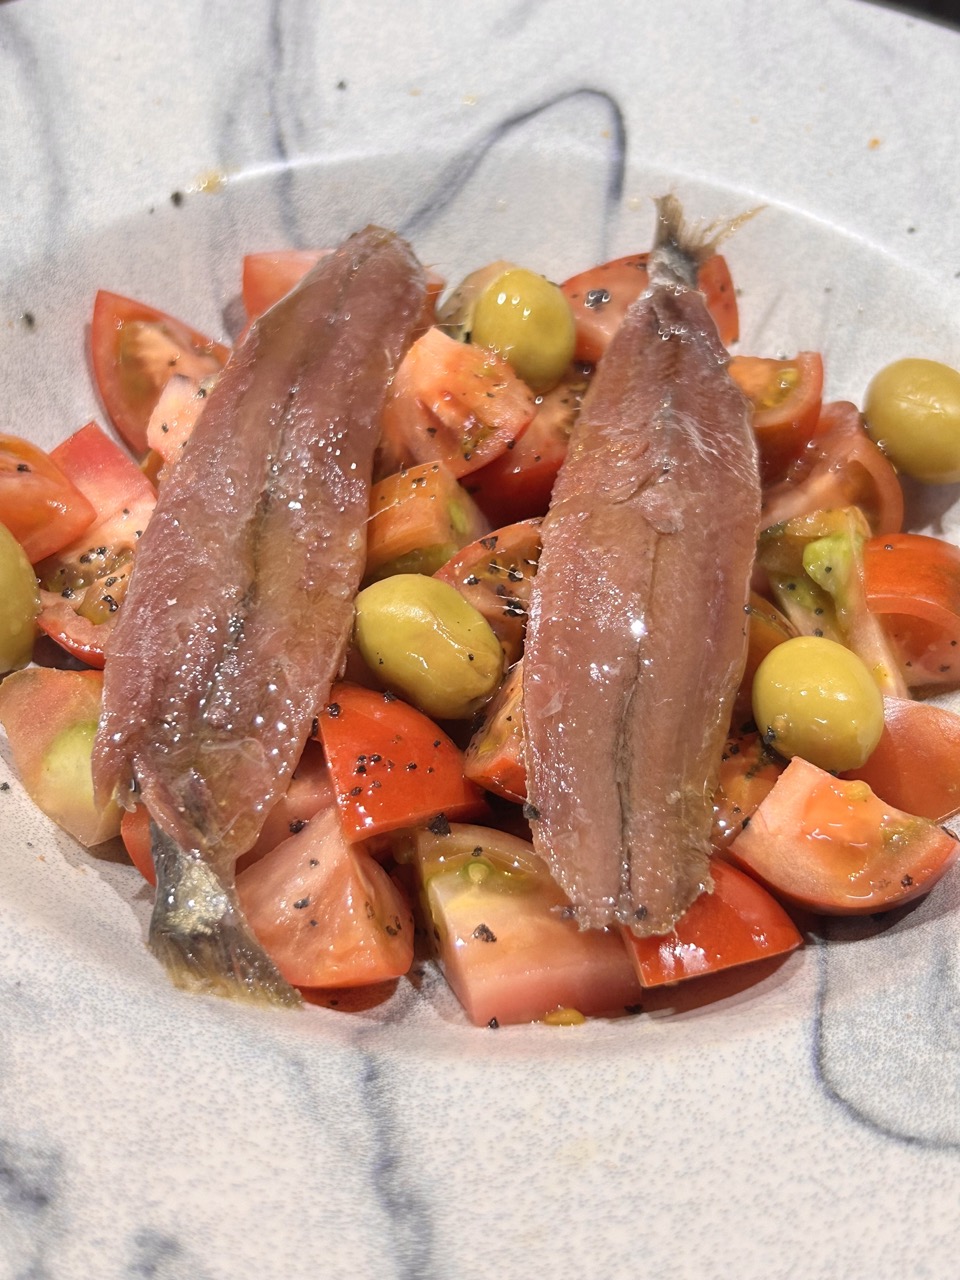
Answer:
[[94, 227, 426, 1002], [523, 198, 760, 936]]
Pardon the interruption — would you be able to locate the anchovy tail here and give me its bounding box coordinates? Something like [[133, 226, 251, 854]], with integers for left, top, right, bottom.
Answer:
[[149, 822, 302, 1007], [650, 193, 761, 289]]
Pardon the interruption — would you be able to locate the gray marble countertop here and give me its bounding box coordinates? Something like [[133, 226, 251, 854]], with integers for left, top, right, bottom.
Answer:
[[3, 2, 960, 1278]]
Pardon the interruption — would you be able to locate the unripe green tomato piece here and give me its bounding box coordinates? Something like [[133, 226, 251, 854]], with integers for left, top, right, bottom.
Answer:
[[752, 635, 884, 773], [864, 357, 960, 483], [0, 523, 40, 673], [471, 267, 576, 393], [354, 574, 504, 720]]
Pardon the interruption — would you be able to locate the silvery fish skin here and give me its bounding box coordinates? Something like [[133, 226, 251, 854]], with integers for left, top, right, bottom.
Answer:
[[93, 227, 426, 1002], [523, 198, 761, 936]]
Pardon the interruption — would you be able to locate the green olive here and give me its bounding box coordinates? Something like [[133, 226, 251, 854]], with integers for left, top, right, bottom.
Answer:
[[864, 357, 960, 483], [470, 267, 576, 393], [354, 574, 503, 720], [436, 259, 517, 341], [0, 523, 40, 674], [752, 635, 883, 773]]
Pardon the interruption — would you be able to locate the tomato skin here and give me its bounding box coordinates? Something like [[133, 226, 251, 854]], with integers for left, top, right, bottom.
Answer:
[[397, 822, 643, 1025], [863, 533, 960, 688], [623, 860, 802, 988], [761, 401, 903, 536], [560, 251, 738, 364], [0, 435, 96, 563], [317, 683, 486, 841], [380, 327, 537, 479], [91, 290, 229, 455], [120, 806, 155, 885], [728, 755, 960, 915], [729, 352, 824, 484], [842, 697, 960, 823], [434, 519, 541, 666], [237, 806, 414, 989]]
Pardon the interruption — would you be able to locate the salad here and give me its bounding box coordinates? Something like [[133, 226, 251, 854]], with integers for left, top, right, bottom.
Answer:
[[2, 217, 960, 1026]]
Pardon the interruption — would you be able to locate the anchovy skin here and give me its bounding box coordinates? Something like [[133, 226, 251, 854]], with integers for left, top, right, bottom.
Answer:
[[94, 227, 426, 1001], [523, 203, 761, 936]]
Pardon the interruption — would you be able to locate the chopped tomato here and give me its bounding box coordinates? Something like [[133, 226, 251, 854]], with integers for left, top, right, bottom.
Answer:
[[379, 327, 537, 479], [464, 660, 526, 803], [864, 533, 960, 687], [120, 806, 155, 885], [317, 683, 486, 841], [434, 519, 541, 665], [35, 423, 157, 665], [761, 400, 903, 536], [364, 460, 489, 582], [728, 352, 824, 483], [465, 365, 588, 525], [711, 730, 784, 849], [728, 755, 960, 914], [35, 593, 108, 669], [560, 251, 739, 364], [0, 667, 121, 846], [0, 434, 96, 564], [91, 290, 230, 455], [237, 806, 414, 989], [144, 372, 215, 481], [396, 822, 643, 1026], [733, 592, 797, 721], [241, 249, 328, 320], [842, 696, 960, 822], [624, 860, 802, 987], [238, 739, 335, 871]]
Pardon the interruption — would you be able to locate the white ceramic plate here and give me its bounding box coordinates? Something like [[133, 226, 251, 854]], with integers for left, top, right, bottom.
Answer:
[[3, 2, 960, 1276]]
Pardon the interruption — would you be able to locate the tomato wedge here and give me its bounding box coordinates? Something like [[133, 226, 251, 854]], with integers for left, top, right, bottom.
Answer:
[[396, 822, 643, 1025], [842, 696, 960, 822], [729, 352, 824, 484], [242, 249, 329, 320], [237, 806, 414, 989], [35, 422, 157, 666], [729, 756, 960, 914], [434, 519, 541, 665], [317, 683, 486, 841], [0, 667, 121, 846], [364, 461, 489, 582], [464, 660, 526, 803], [91, 290, 230, 455], [0, 434, 96, 563], [560, 251, 739, 364], [465, 365, 588, 525], [711, 730, 784, 850], [623, 860, 802, 988], [379, 327, 537, 479], [863, 533, 960, 687], [761, 401, 903, 536]]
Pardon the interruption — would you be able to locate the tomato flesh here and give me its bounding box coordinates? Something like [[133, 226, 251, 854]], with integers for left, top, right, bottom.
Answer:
[[623, 860, 802, 987], [0, 434, 96, 564], [237, 806, 414, 989], [464, 660, 527, 803], [0, 667, 121, 846], [729, 352, 824, 484], [317, 683, 486, 841], [91, 290, 229, 455], [842, 696, 960, 823], [761, 401, 903, 536], [379, 327, 537, 479], [434, 519, 541, 666], [729, 755, 960, 914], [397, 823, 643, 1025], [864, 533, 960, 687]]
